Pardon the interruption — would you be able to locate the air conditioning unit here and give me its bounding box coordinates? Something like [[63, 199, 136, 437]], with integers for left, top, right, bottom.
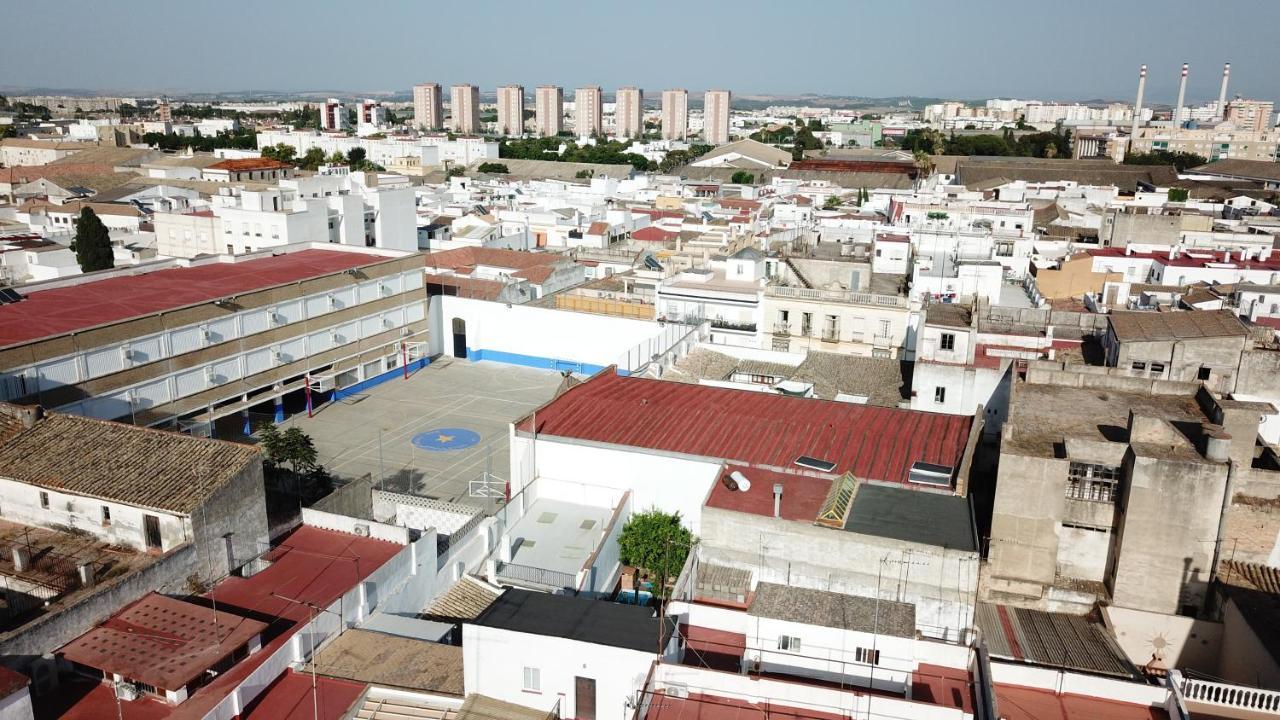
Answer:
[[663, 683, 688, 699], [204, 367, 220, 382], [114, 681, 140, 702], [379, 284, 393, 296], [273, 351, 286, 364], [353, 524, 370, 537], [330, 330, 342, 344], [327, 294, 338, 309], [271, 312, 285, 325], [382, 317, 394, 328], [202, 327, 216, 343], [122, 346, 138, 362]]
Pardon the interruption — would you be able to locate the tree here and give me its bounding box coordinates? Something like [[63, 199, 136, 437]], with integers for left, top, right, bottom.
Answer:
[[1168, 187, 1190, 202], [824, 195, 842, 209], [327, 150, 348, 165], [298, 147, 328, 171], [617, 509, 694, 595], [575, 169, 593, 179], [346, 147, 367, 165], [258, 423, 319, 476], [447, 166, 466, 178], [730, 170, 755, 185], [1124, 150, 1207, 173], [477, 162, 510, 174], [260, 143, 296, 163], [72, 207, 114, 272]]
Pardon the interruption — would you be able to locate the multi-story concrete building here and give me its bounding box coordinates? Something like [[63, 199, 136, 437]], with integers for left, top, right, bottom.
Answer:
[[703, 89, 732, 145], [0, 244, 428, 432], [535, 85, 564, 137], [321, 98, 349, 131], [1225, 99, 1275, 132], [256, 129, 499, 172], [450, 84, 481, 134], [574, 86, 603, 137], [495, 84, 525, 137], [661, 89, 688, 141], [412, 83, 444, 131], [357, 99, 387, 127], [614, 86, 643, 139], [1130, 125, 1278, 162]]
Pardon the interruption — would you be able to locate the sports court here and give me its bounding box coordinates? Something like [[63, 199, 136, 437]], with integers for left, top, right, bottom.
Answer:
[[281, 358, 565, 504]]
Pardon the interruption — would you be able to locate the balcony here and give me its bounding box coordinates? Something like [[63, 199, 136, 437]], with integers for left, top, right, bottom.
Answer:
[[772, 322, 791, 335], [766, 285, 909, 309], [710, 319, 757, 333], [821, 329, 839, 343]]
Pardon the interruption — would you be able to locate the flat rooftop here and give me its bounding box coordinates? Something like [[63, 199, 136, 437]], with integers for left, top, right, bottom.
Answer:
[[519, 371, 972, 486], [1004, 382, 1208, 459], [748, 582, 916, 639], [283, 360, 563, 504], [506, 497, 615, 579], [845, 483, 976, 552], [0, 248, 391, 348], [646, 692, 846, 720], [994, 684, 1168, 720], [305, 628, 463, 696], [705, 464, 832, 522], [472, 588, 674, 653], [241, 670, 365, 720]]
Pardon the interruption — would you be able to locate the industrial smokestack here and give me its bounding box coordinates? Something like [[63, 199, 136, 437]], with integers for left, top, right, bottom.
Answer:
[[1217, 63, 1231, 121], [1174, 63, 1189, 128], [1131, 64, 1148, 139]]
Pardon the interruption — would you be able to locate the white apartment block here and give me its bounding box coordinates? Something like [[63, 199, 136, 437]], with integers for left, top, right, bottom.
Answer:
[[357, 99, 388, 127], [413, 83, 444, 130], [450, 84, 482, 134], [256, 129, 498, 173], [662, 89, 688, 140], [321, 98, 349, 131], [496, 85, 525, 137], [1131, 126, 1279, 162], [535, 86, 564, 137], [614, 86, 643, 139], [575, 86, 603, 137], [703, 89, 731, 145]]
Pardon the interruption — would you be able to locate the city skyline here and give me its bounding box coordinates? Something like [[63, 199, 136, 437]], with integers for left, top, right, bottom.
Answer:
[[4, 0, 1280, 103]]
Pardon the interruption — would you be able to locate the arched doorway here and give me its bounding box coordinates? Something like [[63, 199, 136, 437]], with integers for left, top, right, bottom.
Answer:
[[451, 318, 467, 358]]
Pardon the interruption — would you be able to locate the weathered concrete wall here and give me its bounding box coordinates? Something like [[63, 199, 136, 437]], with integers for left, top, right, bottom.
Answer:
[[1114, 337, 1246, 394], [196, 458, 270, 579], [1110, 453, 1228, 614], [0, 542, 198, 671], [987, 449, 1065, 596], [1216, 596, 1280, 689], [1102, 605, 1223, 675], [1236, 348, 1280, 399], [700, 506, 978, 641], [1222, 497, 1280, 566]]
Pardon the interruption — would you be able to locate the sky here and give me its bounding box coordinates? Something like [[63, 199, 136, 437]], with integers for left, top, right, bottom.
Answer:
[[4, 0, 1279, 104]]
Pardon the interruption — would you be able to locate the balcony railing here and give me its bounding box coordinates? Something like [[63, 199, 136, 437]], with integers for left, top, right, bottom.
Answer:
[[772, 322, 791, 335], [766, 285, 909, 308], [710, 319, 757, 333], [495, 562, 576, 592], [821, 329, 839, 342], [1180, 676, 1280, 714]]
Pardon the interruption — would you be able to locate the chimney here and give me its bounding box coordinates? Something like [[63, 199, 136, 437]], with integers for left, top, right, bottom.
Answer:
[[11, 546, 30, 573], [77, 562, 95, 588], [1131, 65, 1148, 138], [772, 483, 783, 518], [1174, 63, 1189, 128], [1218, 63, 1231, 121]]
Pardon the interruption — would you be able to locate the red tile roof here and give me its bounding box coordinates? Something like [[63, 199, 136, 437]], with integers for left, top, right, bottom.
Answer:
[[790, 159, 917, 174], [424, 246, 563, 272], [0, 249, 386, 348], [994, 685, 1168, 720], [206, 158, 293, 172], [518, 372, 972, 484], [58, 593, 268, 692], [705, 464, 832, 521], [632, 226, 678, 243], [587, 221, 610, 235], [241, 671, 365, 720]]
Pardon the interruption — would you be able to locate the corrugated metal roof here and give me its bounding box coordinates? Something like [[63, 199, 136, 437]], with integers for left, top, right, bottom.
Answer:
[[518, 371, 972, 485], [976, 602, 1137, 679]]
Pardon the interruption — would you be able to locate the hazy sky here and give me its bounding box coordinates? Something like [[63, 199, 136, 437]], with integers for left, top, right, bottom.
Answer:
[[5, 0, 1279, 103]]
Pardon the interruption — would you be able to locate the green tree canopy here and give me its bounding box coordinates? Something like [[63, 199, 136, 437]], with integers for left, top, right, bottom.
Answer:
[[260, 143, 296, 163], [298, 147, 328, 171], [1124, 150, 1207, 173], [477, 162, 510, 174], [258, 423, 319, 476], [617, 509, 694, 595], [72, 207, 114, 272], [730, 170, 755, 185]]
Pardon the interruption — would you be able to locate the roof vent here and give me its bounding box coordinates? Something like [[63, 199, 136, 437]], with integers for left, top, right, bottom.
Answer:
[[794, 455, 836, 473], [728, 471, 752, 492], [908, 461, 954, 487]]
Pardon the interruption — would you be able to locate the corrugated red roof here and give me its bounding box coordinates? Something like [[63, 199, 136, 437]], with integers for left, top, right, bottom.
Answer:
[[424, 246, 563, 272], [241, 671, 365, 720], [0, 249, 389, 348], [632, 226, 677, 243], [706, 464, 831, 520], [518, 372, 972, 484], [206, 157, 293, 172]]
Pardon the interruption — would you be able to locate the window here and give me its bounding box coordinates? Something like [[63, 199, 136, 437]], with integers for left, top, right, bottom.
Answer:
[[1150, 362, 1165, 373], [878, 319, 891, 338], [39, 491, 49, 509], [1131, 361, 1146, 371], [856, 647, 881, 665], [1198, 366, 1212, 381], [940, 333, 956, 351], [101, 506, 111, 526], [778, 635, 802, 652], [522, 667, 541, 692], [934, 387, 946, 404], [1066, 462, 1121, 503]]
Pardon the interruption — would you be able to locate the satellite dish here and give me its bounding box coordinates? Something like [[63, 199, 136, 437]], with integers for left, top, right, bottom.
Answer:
[[730, 470, 751, 492]]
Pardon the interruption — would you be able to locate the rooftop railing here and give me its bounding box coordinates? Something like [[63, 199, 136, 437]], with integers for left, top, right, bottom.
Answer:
[[1179, 675, 1280, 715], [766, 284, 909, 308]]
